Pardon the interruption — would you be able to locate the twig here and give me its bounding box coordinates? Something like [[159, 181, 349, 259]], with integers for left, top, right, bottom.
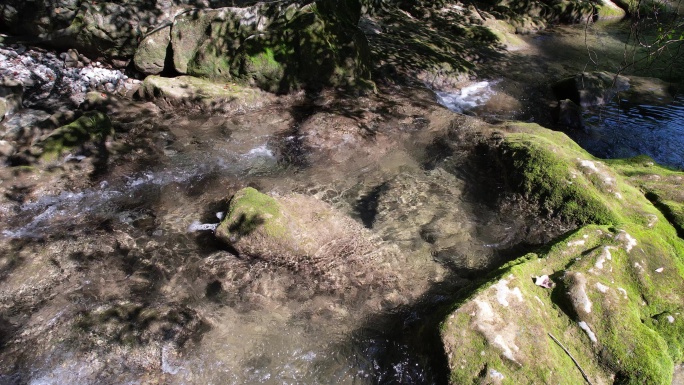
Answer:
[[548, 332, 594, 385]]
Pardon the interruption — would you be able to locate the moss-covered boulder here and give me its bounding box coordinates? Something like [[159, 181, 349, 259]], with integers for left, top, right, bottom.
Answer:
[[36, 111, 113, 161], [215, 187, 399, 291], [139, 75, 276, 113], [0, 0, 80, 38], [441, 123, 684, 384], [596, 0, 627, 20], [168, 0, 372, 92], [63, 2, 143, 59]]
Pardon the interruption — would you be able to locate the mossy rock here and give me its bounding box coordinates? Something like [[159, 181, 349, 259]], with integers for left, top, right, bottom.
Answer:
[[169, 1, 372, 93], [441, 123, 684, 384], [65, 2, 143, 59], [596, 0, 627, 20], [215, 187, 399, 290], [37, 111, 113, 161], [133, 25, 171, 75], [496, 123, 622, 225], [139, 75, 276, 113]]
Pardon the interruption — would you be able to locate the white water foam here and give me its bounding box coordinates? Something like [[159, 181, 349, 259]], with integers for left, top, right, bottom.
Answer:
[[435, 81, 499, 113], [244, 144, 275, 158]]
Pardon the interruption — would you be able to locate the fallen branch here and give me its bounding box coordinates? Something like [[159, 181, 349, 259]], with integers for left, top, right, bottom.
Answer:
[[548, 332, 594, 385]]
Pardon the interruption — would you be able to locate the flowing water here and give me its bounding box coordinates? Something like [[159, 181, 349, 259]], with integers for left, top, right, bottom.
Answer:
[[2, 19, 683, 385], [437, 21, 684, 170], [0, 93, 534, 384]]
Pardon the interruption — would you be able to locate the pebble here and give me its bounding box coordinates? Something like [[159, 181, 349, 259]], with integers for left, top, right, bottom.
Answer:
[[0, 44, 129, 109]]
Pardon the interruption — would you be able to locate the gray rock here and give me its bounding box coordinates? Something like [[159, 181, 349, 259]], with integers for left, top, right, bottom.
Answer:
[[169, 0, 371, 92], [64, 48, 81, 68], [557, 98, 583, 129], [553, 72, 675, 109], [139, 75, 277, 113], [0, 85, 23, 121], [134, 25, 172, 75], [553, 71, 630, 108]]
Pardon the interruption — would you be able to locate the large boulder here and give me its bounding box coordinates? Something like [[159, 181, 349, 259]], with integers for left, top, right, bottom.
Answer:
[[552, 71, 630, 108], [215, 187, 399, 291], [553, 71, 674, 108], [0, 1, 221, 61], [441, 123, 684, 384], [165, 0, 372, 92], [133, 25, 171, 74], [2, 0, 372, 91], [0, 0, 81, 38], [61, 2, 145, 60]]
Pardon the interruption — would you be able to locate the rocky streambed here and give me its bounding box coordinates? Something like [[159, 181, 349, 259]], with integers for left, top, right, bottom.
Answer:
[[1, 0, 684, 384]]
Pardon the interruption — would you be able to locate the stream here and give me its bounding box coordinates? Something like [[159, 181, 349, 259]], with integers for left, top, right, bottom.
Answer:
[[1, 18, 683, 385]]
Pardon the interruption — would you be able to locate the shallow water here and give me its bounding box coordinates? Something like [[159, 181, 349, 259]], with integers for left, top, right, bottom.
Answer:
[[439, 21, 684, 170], [0, 96, 522, 384], [7, 18, 681, 385]]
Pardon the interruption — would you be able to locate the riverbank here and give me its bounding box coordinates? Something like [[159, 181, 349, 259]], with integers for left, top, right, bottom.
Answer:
[[1, 0, 683, 384]]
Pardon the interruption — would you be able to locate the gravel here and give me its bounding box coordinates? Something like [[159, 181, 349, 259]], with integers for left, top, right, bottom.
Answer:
[[0, 44, 140, 112]]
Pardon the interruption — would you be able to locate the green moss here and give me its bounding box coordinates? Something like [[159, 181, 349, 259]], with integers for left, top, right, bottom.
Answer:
[[217, 187, 286, 239], [597, 2, 627, 19], [38, 112, 112, 161], [246, 48, 286, 92], [498, 126, 619, 225], [442, 123, 684, 384]]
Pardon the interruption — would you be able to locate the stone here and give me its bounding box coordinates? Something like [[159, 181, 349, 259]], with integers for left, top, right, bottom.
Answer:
[[64, 2, 143, 59], [36, 111, 113, 161], [133, 25, 172, 75], [553, 72, 675, 111], [441, 122, 684, 385], [0, 140, 15, 157], [215, 187, 399, 291], [553, 71, 630, 108], [139, 75, 277, 113], [596, 0, 626, 20], [0, 85, 23, 121], [64, 48, 82, 68], [557, 98, 583, 129], [170, 1, 372, 92]]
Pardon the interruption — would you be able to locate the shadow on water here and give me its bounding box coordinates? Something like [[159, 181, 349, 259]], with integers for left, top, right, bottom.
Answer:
[[355, 182, 389, 229], [342, 275, 469, 385]]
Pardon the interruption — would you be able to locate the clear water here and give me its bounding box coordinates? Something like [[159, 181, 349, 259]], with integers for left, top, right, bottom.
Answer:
[[574, 95, 684, 170], [0, 104, 525, 384], [5, 19, 681, 385]]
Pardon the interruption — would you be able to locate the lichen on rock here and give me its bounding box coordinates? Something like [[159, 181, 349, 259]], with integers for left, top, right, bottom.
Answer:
[[441, 123, 684, 385]]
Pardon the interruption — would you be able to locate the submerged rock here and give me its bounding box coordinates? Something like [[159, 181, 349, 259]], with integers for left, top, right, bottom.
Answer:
[[552, 71, 674, 108], [441, 122, 684, 385], [552, 71, 630, 108], [215, 187, 402, 292], [35, 111, 113, 161]]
